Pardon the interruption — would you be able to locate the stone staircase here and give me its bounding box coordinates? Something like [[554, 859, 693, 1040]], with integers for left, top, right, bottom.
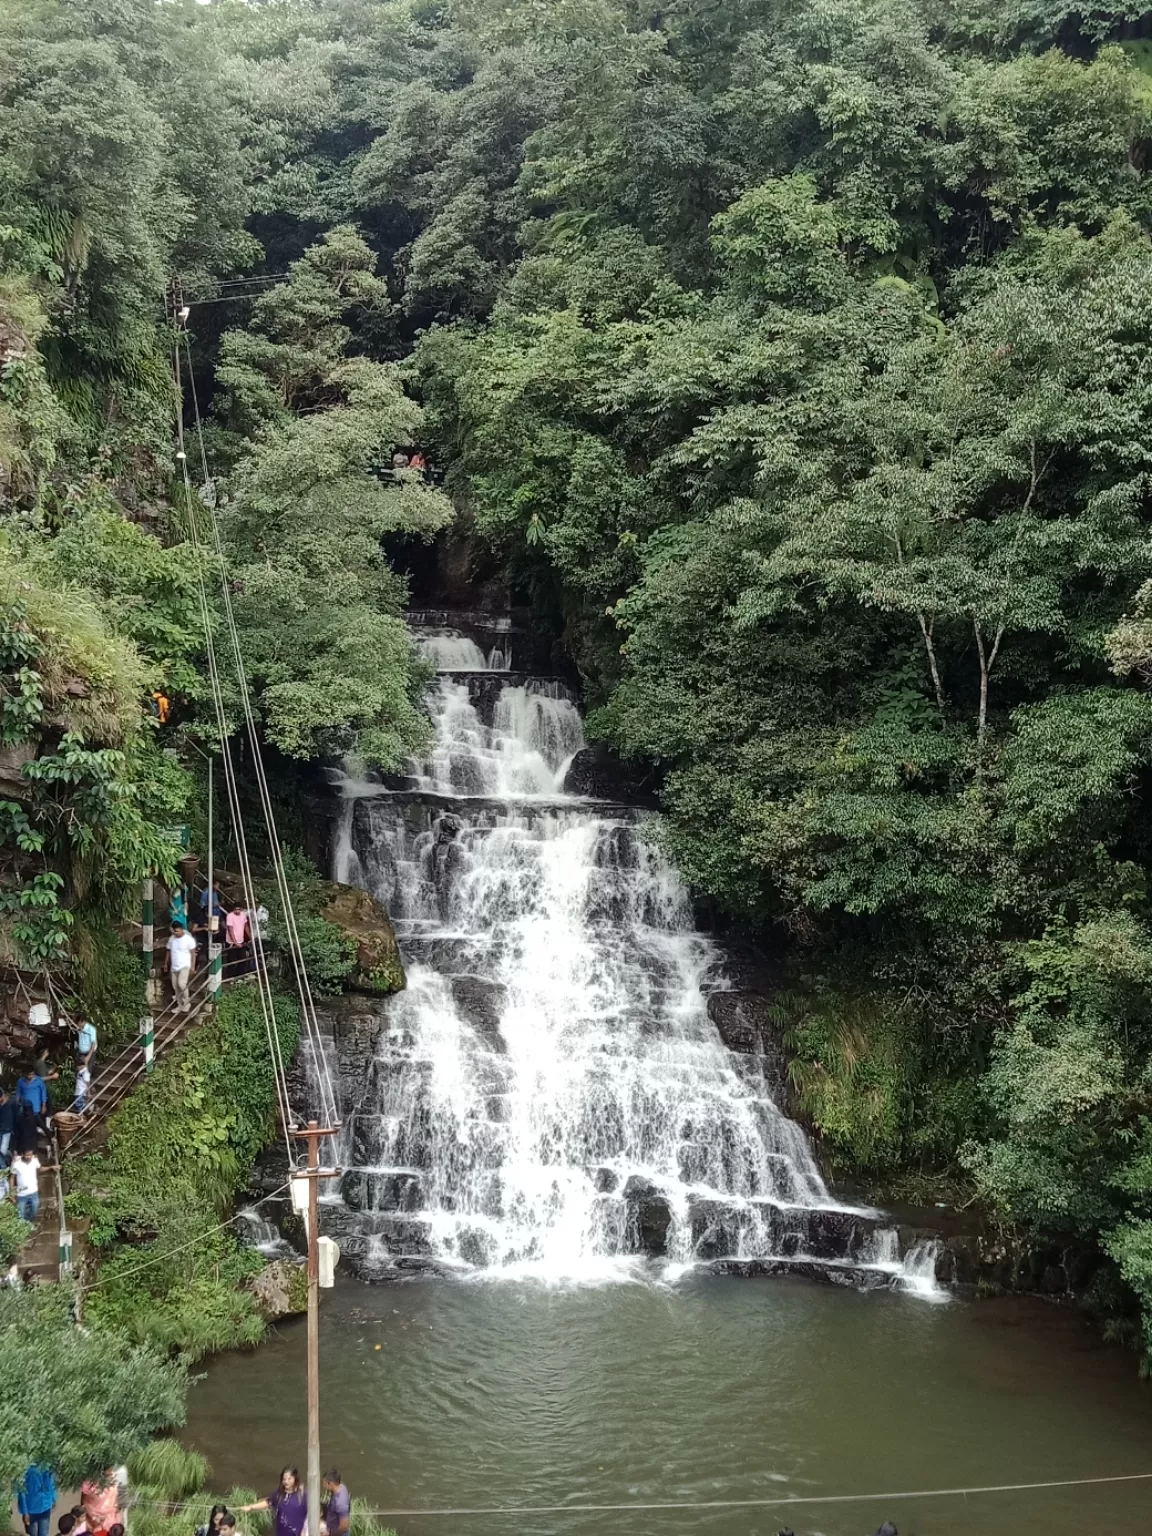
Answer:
[[62, 971, 213, 1157], [17, 973, 215, 1282]]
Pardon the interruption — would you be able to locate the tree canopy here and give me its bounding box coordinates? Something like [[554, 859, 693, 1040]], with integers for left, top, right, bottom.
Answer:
[[0, 1288, 188, 1489]]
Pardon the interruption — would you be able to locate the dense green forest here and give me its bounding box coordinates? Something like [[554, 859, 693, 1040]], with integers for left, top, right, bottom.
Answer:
[[8, 0, 1152, 1362]]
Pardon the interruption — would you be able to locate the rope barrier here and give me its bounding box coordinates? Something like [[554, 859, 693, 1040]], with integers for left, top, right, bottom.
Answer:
[[120, 1470, 1152, 1519], [73, 1182, 293, 1295], [172, 339, 297, 1158], [179, 324, 340, 1135]]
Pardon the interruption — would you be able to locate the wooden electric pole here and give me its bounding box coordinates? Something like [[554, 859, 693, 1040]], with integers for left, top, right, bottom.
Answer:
[[295, 1120, 339, 1536]]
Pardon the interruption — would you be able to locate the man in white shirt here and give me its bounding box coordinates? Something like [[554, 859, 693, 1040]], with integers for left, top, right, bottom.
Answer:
[[11, 1147, 55, 1222], [165, 921, 198, 1012]]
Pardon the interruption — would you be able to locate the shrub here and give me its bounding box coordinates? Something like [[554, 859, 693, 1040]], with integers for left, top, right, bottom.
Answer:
[[68, 987, 300, 1356]]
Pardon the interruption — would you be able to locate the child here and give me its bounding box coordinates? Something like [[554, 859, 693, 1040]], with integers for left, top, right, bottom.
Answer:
[[73, 1062, 91, 1114]]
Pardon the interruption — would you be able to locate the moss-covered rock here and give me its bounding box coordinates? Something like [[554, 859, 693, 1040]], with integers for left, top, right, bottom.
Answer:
[[318, 881, 406, 995], [246, 1257, 308, 1320]]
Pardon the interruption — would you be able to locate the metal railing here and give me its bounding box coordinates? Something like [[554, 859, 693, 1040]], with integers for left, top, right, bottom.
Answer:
[[63, 970, 214, 1155]]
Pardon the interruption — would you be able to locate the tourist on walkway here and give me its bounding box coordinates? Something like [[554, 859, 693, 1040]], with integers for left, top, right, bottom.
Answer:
[[320, 1471, 350, 1536], [80, 1470, 123, 1533], [72, 1061, 92, 1114], [0, 1085, 14, 1165], [32, 1046, 58, 1084], [166, 921, 198, 1011], [17, 1463, 57, 1536], [12, 1146, 55, 1222], [225, 904, 249, 978], [77, 1018, 97, 1072], [15, 1066, 49, 1148], [240, 1467, 307, 1536], [195, 1503, 235, 1536]]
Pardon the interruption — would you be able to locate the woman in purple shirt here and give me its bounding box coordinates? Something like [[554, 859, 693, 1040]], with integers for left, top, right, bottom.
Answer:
[[240, 1468, 307, 1536]]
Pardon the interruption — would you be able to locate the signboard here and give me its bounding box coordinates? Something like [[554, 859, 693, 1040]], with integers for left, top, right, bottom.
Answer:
[[158, 824, 191, 849]]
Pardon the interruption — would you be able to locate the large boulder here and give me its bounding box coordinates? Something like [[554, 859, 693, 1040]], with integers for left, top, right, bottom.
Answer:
[[318, 881, 405, 995], [245, 1258, 308, 1321]]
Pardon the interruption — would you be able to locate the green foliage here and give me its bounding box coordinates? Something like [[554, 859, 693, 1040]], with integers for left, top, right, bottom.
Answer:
[[260, 847, 356, 995], [127, 1439, 210, 1501], [0, 1286, 188, 1490], [69, 987, 300, 1359], [0, 580, 191, 962], [69, 915, 148, 1053], [216, 231, 452, 766], [964, 912, 1152, 1231], [0, 1202, 31, 1266]]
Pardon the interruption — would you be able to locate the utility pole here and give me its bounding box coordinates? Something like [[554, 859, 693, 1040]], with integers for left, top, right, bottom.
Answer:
[[295, 1121, 339, 1536]]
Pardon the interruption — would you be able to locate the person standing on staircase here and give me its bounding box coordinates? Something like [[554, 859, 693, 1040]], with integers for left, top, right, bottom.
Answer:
[[32, 1046, 58, 1086], [11, 1146, 55, 1222], [16, 1463, 57, 1536], [14, 1066, 49, 1151], [0, 1084, 14, 1166], [77, 1017, 97, 1075], [166, 921, 198, 1012]]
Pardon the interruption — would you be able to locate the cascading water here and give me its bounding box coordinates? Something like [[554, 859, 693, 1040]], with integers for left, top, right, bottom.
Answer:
[[325, 622, 942, 1293]]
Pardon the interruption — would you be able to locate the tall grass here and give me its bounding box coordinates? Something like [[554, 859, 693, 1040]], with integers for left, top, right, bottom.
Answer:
[[123, 1442, 396, 1536]]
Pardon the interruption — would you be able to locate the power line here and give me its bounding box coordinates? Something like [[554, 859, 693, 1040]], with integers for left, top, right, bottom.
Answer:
[[122, 1470, 1152, 1520], [178, 275, 292, 309]]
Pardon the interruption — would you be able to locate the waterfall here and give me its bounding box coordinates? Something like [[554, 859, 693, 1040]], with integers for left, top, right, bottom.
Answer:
[[325, 623, 944, 1291], [417, 631, 508, 672], [237, 1206, 295, 1258], [899, 1239, 946, 1301]]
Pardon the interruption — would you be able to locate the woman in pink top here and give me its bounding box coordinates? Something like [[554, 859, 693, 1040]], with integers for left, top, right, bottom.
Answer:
[[224, 905, 249, 978], [80, 1472, 120, 1532]]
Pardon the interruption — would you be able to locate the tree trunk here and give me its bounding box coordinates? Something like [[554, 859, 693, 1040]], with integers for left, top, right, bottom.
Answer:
[[974, 620, 990, 755], [918, 612, 945, 713]]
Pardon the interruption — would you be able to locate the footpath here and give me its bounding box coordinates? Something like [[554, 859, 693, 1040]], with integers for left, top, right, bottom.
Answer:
[[14, 880, 228, 1281]]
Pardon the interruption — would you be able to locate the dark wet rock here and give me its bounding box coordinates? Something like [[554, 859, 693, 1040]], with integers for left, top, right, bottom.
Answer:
[[563, 743, 658, 806], [688, 1197, 750, 1260], [623, 1176, 672, 1257], [444, 674, 575, 727], [925, 1227, 1099, 1295], [342, 1170, 423, 1213], [687, 1194, 884, 1265], [450, 975, 507, 1052], [714, 1258, 897, 1291], [705, 991, 788, 1099], [595, 1167, 620, 1194]]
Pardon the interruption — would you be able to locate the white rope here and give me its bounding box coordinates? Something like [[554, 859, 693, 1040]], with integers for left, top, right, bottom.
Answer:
[[172, 340, 296, 1158], [76, 1182, 293, 1295], [121, 1470, 1152, 1519], [180, 327, 340, 1133]]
